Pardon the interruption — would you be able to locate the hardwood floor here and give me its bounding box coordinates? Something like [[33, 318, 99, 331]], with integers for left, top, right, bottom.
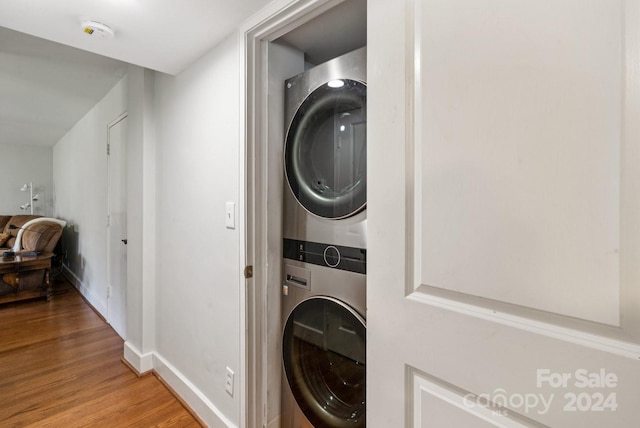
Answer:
[[0, 275, 201, 427]]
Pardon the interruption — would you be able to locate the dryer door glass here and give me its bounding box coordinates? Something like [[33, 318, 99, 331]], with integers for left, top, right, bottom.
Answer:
[[283, 297, 366, 427], [285, 79, 367, 219]]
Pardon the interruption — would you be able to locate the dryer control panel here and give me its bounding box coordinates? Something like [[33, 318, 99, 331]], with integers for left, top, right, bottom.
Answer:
[[283, 238, 366, 274]]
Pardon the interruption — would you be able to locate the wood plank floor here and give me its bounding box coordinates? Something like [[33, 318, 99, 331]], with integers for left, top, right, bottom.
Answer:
[[0, 275, 201, 427]]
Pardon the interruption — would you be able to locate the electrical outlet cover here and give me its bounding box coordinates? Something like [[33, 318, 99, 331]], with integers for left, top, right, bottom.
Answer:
[[225, 367, 234, 396]]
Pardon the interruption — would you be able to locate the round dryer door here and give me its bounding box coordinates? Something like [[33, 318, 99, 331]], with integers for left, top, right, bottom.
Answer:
[[283, 296, 366, 427], [285, 79, 367, 219]]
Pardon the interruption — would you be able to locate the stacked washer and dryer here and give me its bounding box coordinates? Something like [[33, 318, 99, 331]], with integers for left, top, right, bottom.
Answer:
[[281, 47, 367, 427]]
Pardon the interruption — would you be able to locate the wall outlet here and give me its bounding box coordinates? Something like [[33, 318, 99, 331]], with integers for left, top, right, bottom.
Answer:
[[225, 367, 234, 396]]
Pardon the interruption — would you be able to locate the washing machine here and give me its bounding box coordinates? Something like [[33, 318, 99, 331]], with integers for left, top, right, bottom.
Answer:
[[281, 47, 367, 428]]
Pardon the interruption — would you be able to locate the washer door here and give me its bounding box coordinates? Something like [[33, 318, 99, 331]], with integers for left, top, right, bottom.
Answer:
[[285, 79, 367, 219], [283, 296, 366, 427]]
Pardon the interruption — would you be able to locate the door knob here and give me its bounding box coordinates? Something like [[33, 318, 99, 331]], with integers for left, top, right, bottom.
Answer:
[[121, 239, 128, 245]]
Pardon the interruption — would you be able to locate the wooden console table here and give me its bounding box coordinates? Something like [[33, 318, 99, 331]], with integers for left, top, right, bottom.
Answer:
[[0, 252, 54, 305]]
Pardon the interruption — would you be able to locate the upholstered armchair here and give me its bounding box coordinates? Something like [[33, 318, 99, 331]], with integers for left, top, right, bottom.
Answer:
[[0, 215, 65, 304]]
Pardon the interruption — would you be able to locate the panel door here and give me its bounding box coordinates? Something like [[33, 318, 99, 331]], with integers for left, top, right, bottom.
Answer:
[[367, 0, 640, 426], [107, 114, 128, 339]]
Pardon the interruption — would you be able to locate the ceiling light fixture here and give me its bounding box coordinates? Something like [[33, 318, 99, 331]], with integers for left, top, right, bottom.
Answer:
[[81, 20, 115, 39]]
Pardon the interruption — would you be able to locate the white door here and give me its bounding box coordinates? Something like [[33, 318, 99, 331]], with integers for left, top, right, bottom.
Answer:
[[368, 1, 640, 426], [107, 114, 128, 339]]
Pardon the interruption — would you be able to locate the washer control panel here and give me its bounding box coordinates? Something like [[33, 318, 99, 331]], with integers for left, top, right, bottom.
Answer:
[[283, 238, 366, 274]]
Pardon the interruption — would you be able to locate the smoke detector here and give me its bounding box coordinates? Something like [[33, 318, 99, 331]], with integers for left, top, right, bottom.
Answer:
[[81, 20, 115, 39]]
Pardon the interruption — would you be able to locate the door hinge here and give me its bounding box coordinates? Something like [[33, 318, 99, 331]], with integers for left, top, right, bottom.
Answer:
[[107, 143, 110, 155], [244, 265, 253, 279]]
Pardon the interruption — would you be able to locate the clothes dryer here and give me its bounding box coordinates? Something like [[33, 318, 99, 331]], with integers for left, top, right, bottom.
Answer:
[[281, 47, 367, 428], [283, 47, 367, 250]]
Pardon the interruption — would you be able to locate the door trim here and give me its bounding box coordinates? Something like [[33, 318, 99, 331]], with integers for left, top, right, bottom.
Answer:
[[240, 1, 348, 426]]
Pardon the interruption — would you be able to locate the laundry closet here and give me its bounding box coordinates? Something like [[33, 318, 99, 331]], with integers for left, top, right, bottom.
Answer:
[[263, 0, 367, 426]]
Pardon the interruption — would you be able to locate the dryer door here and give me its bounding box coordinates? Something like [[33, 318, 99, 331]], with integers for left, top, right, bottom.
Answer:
[[285, 79, 367, 219], [283, 296, 366, 427]]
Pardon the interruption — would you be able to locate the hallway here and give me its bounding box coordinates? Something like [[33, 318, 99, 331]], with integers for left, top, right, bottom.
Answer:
[[0, 275, 201, 427]]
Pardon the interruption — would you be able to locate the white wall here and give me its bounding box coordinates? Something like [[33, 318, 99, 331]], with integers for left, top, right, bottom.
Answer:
[[124, 66, 157, 367], [264, 42, 305, 427], [52, 78, 127, 316], [49, 30, 244, 427], [153, 33, 241, 426], [0, 143, 53, 216]]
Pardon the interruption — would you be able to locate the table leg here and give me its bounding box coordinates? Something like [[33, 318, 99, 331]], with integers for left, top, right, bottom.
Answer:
[[45, 268, 51, 301]]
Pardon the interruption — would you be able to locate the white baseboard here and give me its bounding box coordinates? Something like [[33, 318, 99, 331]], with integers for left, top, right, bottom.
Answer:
[[64, 266, 235, 427], [62, 265, 107, 317], [123, 344, 234, 427], [267, 415, 281, 428], [123, 341, 154, 374], [153, 353, 236, 428]]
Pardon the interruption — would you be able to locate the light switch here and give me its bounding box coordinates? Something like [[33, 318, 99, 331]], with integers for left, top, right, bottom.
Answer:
[[225, 202, 235, 229]]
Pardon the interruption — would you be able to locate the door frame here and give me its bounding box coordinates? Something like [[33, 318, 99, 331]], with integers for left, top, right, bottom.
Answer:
[[106, 112, 128, 338], [240, 0, 347, 426]]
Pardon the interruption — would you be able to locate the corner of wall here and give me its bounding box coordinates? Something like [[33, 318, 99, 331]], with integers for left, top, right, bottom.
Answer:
[[122, 350, 238, 428], [123, 341, 154, 374]]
